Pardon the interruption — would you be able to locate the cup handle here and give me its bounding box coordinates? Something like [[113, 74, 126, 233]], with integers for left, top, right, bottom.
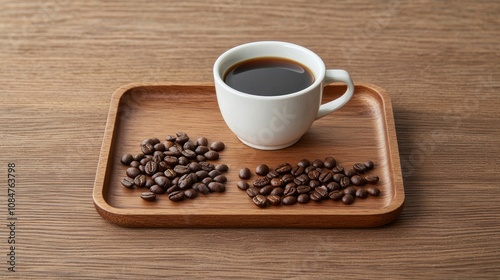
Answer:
[[316, 69, 354, 119]]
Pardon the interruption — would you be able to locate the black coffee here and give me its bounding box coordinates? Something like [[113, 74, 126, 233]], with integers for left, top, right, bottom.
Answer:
[[223, 57, 314, 96]]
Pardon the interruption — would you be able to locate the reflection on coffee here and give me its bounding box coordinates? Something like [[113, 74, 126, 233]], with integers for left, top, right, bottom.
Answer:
[[223, 57, 314, 96]]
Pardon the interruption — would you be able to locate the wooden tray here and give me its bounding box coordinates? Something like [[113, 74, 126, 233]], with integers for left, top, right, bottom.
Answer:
[[93, 83, 404, 227]]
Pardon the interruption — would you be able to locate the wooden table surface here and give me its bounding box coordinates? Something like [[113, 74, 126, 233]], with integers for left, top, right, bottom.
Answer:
[[1, 0, 499, 278]]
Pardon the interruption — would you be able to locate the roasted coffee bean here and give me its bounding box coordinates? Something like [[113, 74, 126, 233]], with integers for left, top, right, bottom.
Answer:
[[121, 177, 135, 189], [297, 185, 311, 194], [183, 141, 195, 151], [181, 149, 197, 159], [165, 134, 176, 142], [236, 180, 249, 191], [202, 177, 213, 185], [270, 187, 284, 197], [210, 141, 225, 151], [318, 171, 333, 183], [207, 170, 220, 178], [350, 175, 366, 186], [134, 174, 147, 188], [267, 194, 281, 206], [168, 191, 185, 202], [164, 169, 177, 179], [199, 162, 215, 171], [264, 170, 278, 179], [281, 174, 295, 184], [333, 173, 345, 183], [139, 157, 150, 166], [297, 193, 310, 204], [259, 185, 274, 196], [175, 132, 189, 144], [343, 186, 357, 196], [188, 162, 201, 172], [315, 186, 329, 198], [196, 154, 206, 162], [344, 168, 357, 177], [324, 157, 336, 169], [283, 185, 297, 196], [275, 163, 292, 174], [282, 196, 297, 205], [133, 153, 145, 161], [173, 165, 190, 175], [154, 143, 166, 152], [196, 137, 208, 146], [332, 165, 344, 174], [290, 165, 304, 176], [366, 186, 381, 196], [166, 185, 180, 194], [121, 154, 133, 165], [158, 161, 169, 171], [246, 187, 260, 198], [144, 161, 158, 175], [310, 191, 323, 202], [141, 143, 155, 155], [253, 177, 270, 188], [214, 175, 227, 183], [172, 177, 179, 186], [308, 180, 321, 188], [126, 167, 141, 178], [311, 159, 324, 168], [167, 145, 182, 157], [195, 145, 209, 155], [326, 181, 341, 191], [150, 184, 166, 194], [298, 159, 311, 168], [192, 182, 210, 194], [151, 153, 164, 163], [356, 188, 368, 198], [239, 168, 252, 179], [178, 173, 195, 190], [151, 171, 164, 179], [365, 175, 380, 184], [204, 150, 219, 160], [342, 194, 355, 204], [295, 174, 310, 185], [329, 190, 343, 201], [215, 164, 229, 173], [138, 165, 145, 174], [270, 177, 283, 188], [364, 160, 375, 170], [304, 166, 316, 173], [195, 170, 209, 179], [307, 169, 321, 180], [129, 160, 140, 168], [154, 176, 171, 188], [164, 156, 178, 166], [164, 140, 175, 148], [140, 192, 156, 201], [255, 164, 270, 176], [339, 176, 351, 188], [145, 177, 154, 188], [178, 156, 189, 166], [252, 195, 268, 208], [184, 189, 198, 199], [208, 182, 225, 192], [353, 163, 367, 173]]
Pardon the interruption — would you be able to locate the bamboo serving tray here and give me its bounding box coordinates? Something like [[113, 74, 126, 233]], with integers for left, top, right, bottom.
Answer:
[[93, 83, 404, 228]]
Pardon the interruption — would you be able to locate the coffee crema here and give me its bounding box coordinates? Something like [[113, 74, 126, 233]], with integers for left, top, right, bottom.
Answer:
[[223, 57, 315, 96]]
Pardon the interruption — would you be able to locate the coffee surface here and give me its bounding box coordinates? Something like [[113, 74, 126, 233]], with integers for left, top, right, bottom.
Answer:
[[224, 57, 314, 96]]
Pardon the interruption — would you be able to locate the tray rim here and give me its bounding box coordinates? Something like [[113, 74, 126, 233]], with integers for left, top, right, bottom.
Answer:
[[93, 83, 405, 227]]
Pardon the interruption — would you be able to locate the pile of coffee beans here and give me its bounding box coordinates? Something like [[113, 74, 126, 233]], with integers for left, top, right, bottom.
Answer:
[[120, 132, 228, 202], [237, 157, 381, 208]]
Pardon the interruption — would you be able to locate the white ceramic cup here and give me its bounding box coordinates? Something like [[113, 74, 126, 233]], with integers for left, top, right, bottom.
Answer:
[[214, 41, 354, 150]]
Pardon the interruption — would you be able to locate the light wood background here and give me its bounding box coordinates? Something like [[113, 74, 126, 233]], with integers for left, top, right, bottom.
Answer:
[[1, 0, 499, 279]]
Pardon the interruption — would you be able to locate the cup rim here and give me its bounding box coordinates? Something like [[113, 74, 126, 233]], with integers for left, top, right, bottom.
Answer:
[[213, 41, 325, 100]]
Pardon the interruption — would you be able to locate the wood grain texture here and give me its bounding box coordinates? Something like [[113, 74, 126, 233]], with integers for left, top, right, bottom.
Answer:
[[0, 0, 499, 278]]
